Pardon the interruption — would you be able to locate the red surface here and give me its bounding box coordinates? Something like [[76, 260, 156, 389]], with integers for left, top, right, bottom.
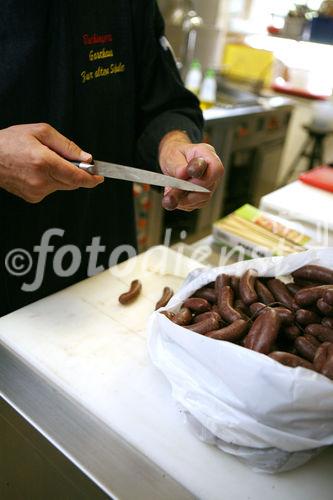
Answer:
[[272, 82, 328, 101], [267, 25, 281, 35], [299, 166, 333, 193]]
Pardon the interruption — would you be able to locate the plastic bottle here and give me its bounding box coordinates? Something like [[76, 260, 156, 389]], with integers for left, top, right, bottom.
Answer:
[[184, 60, 202, 95], [199, 69, 217, 110]]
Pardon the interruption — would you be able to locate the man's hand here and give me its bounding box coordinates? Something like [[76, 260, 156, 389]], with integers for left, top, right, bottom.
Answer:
[[158, 131, 223, 211], [0, 123, 103, 203]]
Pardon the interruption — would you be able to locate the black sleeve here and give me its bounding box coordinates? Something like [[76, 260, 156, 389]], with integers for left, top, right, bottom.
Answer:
[[132, 0, 204, 171]]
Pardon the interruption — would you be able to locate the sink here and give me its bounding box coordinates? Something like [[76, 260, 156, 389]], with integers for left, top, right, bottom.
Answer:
[[216, 76, 261, 108], [215, 100, 260, 109]]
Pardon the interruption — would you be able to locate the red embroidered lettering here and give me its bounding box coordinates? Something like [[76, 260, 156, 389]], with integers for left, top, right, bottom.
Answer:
[[82, 33, 113, 45]]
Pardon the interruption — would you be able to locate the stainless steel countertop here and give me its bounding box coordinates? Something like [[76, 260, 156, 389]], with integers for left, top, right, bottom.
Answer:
[[203, 96, 293, 122], [0, 341, 191, 500]]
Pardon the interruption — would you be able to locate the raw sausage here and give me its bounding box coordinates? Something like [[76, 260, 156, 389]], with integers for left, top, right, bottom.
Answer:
[[282, 325, 301, 342], [159, 310, 175, 321], [323, 288, 333, 305], [155, 287, 174, 310], [313, 342, 333, 379], [295, 309, 321, 326], [240, 269, 258, 305], [292, 265, 333, 284], [285, 282, 301, 296], [250, 302, 294, 324], [187, 157, 208, 178], [304, 333, 320, 348], [205, 319, 249, 342], [304, 324, 333, 343], [255, 279, 275, 304], [183, 298, 211, 313], [174, 307, 193, 326], [185, 313, 220, 334], [193, 310, 221, 324], [215, 274, 231, 289], [267, 278, 295, 309], [322, 317, 333, 329], [230, 276, 240, 297], [269, 351, 313, 370], [294, 285, 332, 306], [294, 279, 322, 288], [317, 298, 333, 316], [118, 279, 142, 305], [193, 287, 217, 304], [249, 302, 266, 315], [244, 308, 280, 354], [234, 299, 249, 316], [295, 336, 318, 362], [217, 286, 243, 323]]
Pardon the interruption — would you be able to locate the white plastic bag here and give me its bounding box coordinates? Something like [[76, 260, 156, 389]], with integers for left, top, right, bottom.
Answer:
[[147, 248, 333, 473]]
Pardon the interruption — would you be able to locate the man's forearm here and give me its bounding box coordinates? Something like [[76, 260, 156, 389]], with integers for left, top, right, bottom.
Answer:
[[158, 130, 191, 162]]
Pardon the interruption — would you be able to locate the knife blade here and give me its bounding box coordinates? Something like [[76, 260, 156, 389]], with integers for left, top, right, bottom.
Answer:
[[71, 160, 210, 193]]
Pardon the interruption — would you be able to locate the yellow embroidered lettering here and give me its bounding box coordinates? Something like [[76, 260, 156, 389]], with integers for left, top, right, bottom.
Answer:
[[109, 62, 125, 74], [89, 47, 114, 62], [95, 65, 110, 78], [81, 70, 94, 83]]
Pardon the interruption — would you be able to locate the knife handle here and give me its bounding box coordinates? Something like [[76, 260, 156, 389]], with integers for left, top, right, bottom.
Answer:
[[70, 160, 95, 173]]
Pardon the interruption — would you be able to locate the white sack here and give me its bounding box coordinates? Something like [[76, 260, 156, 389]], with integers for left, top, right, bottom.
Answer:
[[147, 248, 333, 472]]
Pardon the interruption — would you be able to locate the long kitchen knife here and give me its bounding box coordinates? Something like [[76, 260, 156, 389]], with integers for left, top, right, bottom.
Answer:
[[71, 160, 210, 193]]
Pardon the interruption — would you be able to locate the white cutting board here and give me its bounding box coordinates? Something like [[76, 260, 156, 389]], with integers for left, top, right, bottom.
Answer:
[[0, 245, 203, 398], [1, 245, 333, 500], [260, 181, 333, 234]]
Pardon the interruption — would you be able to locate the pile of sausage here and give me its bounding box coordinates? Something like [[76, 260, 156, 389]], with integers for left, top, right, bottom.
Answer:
[[161, 264, 333, 381]]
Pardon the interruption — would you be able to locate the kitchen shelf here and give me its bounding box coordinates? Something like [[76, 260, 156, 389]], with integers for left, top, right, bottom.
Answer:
[[268, 32, 333, 46]]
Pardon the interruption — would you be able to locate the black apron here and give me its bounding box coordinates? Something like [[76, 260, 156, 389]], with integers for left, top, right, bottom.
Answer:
[[0, 0, 203, 316]]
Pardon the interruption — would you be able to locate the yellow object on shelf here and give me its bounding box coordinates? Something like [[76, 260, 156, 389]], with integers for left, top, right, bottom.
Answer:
[[222, 44, 274, 87]]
